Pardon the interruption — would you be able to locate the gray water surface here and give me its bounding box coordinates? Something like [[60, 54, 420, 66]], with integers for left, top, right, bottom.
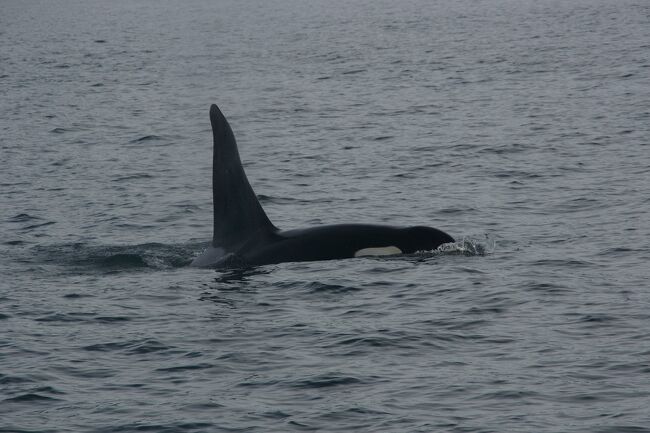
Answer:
[[2, 0, 650, 432]]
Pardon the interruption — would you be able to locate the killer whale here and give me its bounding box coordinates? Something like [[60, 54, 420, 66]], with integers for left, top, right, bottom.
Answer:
[[191, 104, 454, 268]]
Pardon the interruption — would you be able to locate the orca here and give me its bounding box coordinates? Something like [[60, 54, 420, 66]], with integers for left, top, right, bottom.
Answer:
[[191, 104, 454, 268]]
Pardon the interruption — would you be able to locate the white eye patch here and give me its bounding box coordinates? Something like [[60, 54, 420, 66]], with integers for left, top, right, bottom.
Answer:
[[354, 246, 402, 257]]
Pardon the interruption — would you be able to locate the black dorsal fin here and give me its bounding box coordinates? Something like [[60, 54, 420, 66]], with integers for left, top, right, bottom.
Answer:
[[209, 104, 277, 249]]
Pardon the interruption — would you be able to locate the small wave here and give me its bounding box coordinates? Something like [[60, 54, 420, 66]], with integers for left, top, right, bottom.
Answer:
[[256, 194, 329, 205], [83, 339, 173, 354], [156, 363, 214, 373], [566, 313, 621, 329], [471, 389, 539, 401], [62, 293, 92, 299], [524, 282, 567, 294], [21, 221, 56, 231], [553, 197, 602, 213], [212, 266, 272, 284], [3, 387, 64, 403], [3, 393, 60, 403], [530, 259, 595, 268], [576, 314, 617, 323], [130, 135, 163, 143], [7, 213, 41, 223], [437, 206, 477, 215], [341, 68, 366, 75], [305, 281, 360, 293], [83, 341, 131, 352], [0, 374, 35, 385], [491, 169, 541, 179], [112, 173, 153, 182], [26, 242, 200, 272], [480, 143, 530, 154], [257, 194, 298, 205], [93, 422, 215, 433], [290, 373, 365, 389], [34, 312, 130, 324], [51, 157, 71, 166], [597, 247, 644, 257], [595, 427, 650, 433], [35, 312, 92, 323], [95, 316, 132, 323], [335, 335, 413, 350], [7, 213, 56, 231], [127, 339, 173, 355], [4, 240, 27, 246]]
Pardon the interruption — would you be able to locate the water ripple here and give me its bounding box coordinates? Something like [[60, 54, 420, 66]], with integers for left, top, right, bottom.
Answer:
[[2, 0, 650, 432]]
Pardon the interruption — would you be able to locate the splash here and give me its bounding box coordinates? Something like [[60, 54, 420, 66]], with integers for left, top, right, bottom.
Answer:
[[421, 234, 495, 257]]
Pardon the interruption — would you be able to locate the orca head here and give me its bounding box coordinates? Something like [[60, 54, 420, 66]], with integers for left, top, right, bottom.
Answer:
[[401, 226, 455, 253]]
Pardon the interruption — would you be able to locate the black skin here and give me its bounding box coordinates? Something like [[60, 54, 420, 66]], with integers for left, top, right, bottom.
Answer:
[[239, 224, 455, 266], [190, 104, 454, 268]]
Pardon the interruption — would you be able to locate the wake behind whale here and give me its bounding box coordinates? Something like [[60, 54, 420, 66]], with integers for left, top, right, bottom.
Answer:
[[192, 104, 454, 268]]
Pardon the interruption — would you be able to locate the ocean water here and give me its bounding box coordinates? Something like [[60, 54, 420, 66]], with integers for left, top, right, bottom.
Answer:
[[2, 0, 650, 431]]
